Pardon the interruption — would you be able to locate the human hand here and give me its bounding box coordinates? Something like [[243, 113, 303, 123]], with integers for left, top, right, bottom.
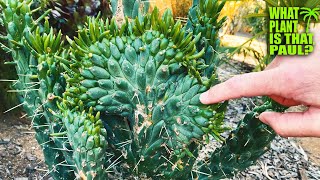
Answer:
[[200, 28, 320, 137]]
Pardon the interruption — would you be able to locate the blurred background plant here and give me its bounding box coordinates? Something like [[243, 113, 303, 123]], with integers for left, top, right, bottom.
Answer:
[[218, 0, 268, 72], [220, 0, 266, 36], [245, 5, 266, 36], [32, 0, 113, 37], [149, 0, 193, 21]]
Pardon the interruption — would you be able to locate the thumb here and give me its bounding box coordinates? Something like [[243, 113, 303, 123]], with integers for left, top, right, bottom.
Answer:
[[259, 107, 320, 137]]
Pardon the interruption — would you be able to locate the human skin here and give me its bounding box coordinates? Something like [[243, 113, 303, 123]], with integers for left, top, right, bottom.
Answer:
[[200, 28, 320, 137]]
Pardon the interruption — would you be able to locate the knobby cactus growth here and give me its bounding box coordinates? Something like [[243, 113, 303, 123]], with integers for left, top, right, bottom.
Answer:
[[0, 0, 286, 179]]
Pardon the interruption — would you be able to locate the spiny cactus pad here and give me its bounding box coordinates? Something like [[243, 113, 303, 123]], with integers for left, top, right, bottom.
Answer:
[[0, 0, 286, 179]]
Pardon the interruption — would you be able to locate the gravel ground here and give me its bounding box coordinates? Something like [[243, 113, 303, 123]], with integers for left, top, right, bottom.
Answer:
[[0, 113, 50, 180], [225, 97, 320, 180]]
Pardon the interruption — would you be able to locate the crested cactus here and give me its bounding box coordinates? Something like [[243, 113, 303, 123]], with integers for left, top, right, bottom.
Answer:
[[0, 0, 286, 179]]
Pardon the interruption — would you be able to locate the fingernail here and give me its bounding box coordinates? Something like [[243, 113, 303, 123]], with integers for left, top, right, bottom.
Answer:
[[259, 112, 269, 125], [199, 92, 208, 104]]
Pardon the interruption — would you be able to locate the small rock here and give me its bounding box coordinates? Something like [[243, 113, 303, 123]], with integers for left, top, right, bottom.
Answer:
[[0, 152, 6, 157], [5, 167, 11, 175], [14, 178, 28, 180], [0, 148, 7, 157], [14, 141, 22, 146], [3, 138, 10, 143], [271, 143, 280, 152], [0, 138, 10, 145], [25, 164, 35, 175], [8, 144, 22, 155], [26, 153, 36, 161], [298, 168, 308, 180]]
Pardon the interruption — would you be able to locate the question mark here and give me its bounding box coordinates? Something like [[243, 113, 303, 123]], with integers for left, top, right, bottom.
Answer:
[[305, 45, 314, 55]]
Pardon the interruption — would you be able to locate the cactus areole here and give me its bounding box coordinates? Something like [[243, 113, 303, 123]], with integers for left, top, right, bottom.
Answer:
[[0, 0, 286, 179]]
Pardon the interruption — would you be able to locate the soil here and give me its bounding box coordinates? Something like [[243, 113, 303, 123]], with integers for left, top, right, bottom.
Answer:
[[0, 112, 49, 179], [296, 138, 320, 166]]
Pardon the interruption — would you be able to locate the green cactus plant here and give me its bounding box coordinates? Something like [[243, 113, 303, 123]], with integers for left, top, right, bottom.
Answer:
[[0, 0, 286, 179]]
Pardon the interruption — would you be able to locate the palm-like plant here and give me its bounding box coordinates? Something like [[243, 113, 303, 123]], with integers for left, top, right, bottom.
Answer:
[[300, 7, 320, 33]]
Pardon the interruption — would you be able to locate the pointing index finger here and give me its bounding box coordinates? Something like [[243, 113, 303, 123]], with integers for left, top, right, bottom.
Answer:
[[200, 69, 281, 104]]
